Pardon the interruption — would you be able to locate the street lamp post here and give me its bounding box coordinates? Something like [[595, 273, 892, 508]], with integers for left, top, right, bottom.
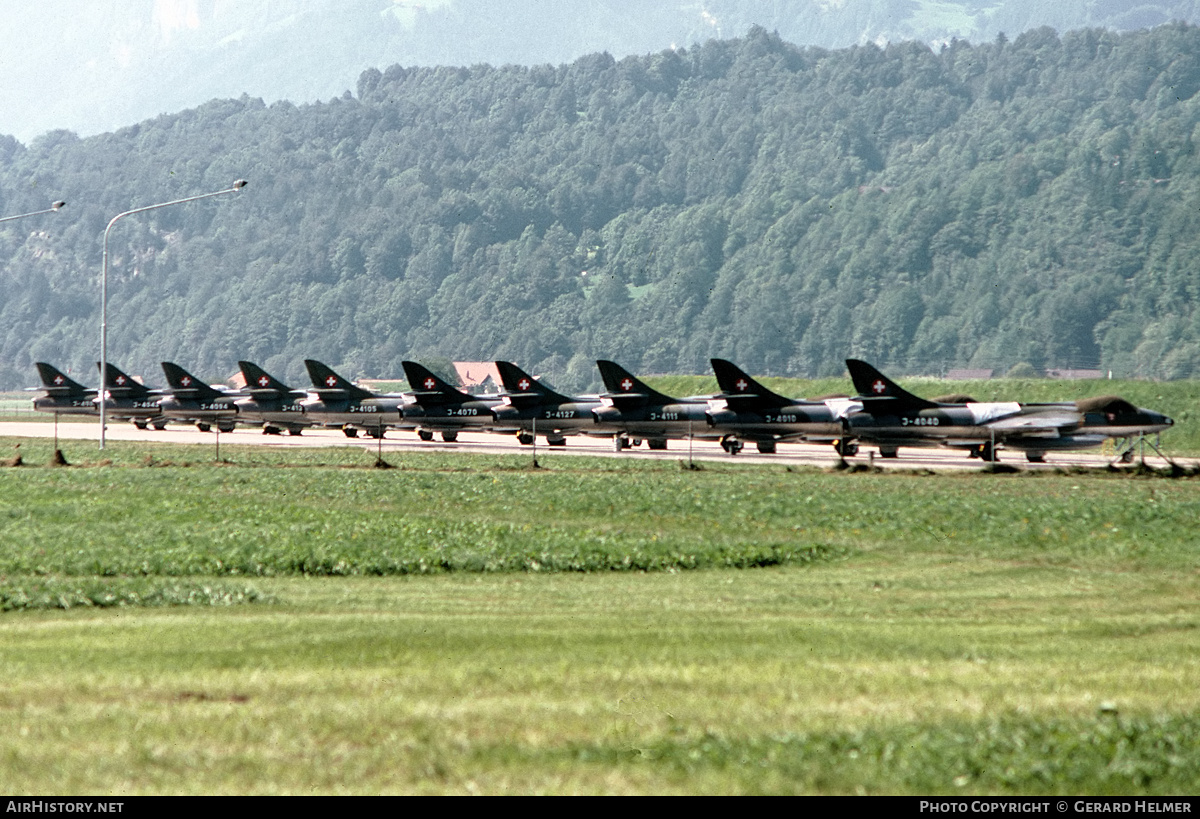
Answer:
[[0, 200, 66, 224], [99, 180, 247, 449]]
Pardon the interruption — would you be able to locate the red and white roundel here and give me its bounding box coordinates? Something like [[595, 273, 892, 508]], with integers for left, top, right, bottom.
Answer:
[[621, 378, 633, 391], [872, 379, 887, 395], [180, 376, 192, 387], [116, 375, 127, 386], [54, 375, 64, 385], [518, 378, 531, 391], [326, 376, 338, 387], [258, 375, 270, 387], [424, 378, 436, 390]]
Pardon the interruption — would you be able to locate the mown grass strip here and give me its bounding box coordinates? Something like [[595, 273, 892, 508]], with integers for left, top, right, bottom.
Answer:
[[2, 445, 1199, 578], [0, 577, 270, 611]]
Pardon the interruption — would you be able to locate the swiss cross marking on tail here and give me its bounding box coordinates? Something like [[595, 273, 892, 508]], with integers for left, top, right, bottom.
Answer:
[[872, 380, 887, 394], [258, 376, 270, 387], [326, 376, 337, 387], [735, 378, 748, 391], [518, 378, 530, 391], [54, 375, 64, 385], [621, 378, 633, 391], [180, 376, 192, 387], [424, 378, 436, 390]]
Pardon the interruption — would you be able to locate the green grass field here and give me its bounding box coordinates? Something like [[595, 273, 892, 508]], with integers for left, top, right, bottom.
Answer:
[[0, 438, 1198, 794]]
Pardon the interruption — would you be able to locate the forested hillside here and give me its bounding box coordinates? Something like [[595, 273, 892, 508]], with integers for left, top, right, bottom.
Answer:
[[2, 24, 1200, 390]]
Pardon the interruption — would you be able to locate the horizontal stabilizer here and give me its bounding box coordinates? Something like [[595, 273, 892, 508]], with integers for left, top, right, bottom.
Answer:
[[495, 360, 570, 404], [99, 362, 155, 398], [161, 362, 225, 401], [402, 361, 474, 404], [239, 361, 304, 400], [710, 359, 791, 409], [845, 359, 939, 410], [596, 360, 675, 406], [35, 363, 93, 397], [304, 359, 376, 402]]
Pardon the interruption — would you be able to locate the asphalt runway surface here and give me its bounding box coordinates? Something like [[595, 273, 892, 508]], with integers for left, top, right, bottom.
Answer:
[[0, 419, 1187, 472]]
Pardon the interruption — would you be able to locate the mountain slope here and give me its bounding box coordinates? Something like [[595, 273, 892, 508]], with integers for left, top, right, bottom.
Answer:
[[2, 24, 1199, 390]]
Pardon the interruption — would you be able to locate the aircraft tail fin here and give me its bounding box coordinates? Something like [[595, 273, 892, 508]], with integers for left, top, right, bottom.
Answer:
[[161, 362, 224, 400], [35, 363, 92, 397], [402, 361, 473, 403], [99, 362, 154, 398], [596, 360, 675, 405], [494, 360, 570, 404], [845, 359, 939, 410], [304, 360, 375, 401], [710, 359, 791, 407], [239, 361, 299, 398]]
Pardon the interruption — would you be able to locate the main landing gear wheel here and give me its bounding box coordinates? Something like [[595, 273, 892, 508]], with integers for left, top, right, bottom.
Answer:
[[196, 422, 211, 432], [756, 440, 777, 454], [878, 446, 899, 459], [417, 430, 434, 441], [547, 436, 567, 447], [721, 437, 743, 455], [613, 436, 630, 452], [342, 427, 359, 438], [152, 421, 168, 431], [647, 438, 667, 450], [517, 432, 534, 446], [1025, 451, 1045, 464], [134, 420, 148, 430], [834, 439, 858, 457], [441, 432, 457, 442]]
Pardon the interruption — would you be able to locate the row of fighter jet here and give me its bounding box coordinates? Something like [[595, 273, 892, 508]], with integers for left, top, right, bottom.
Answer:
[[31, 357, 1174, 463]]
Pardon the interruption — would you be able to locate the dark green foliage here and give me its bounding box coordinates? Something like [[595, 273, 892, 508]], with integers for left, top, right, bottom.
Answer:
[[4, 25, 1200, 389], [552, 713, 1200, 794]]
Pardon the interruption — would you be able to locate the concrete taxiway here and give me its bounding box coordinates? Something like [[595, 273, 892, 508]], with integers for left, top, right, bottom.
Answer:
[[0, 419, 1186, 472]]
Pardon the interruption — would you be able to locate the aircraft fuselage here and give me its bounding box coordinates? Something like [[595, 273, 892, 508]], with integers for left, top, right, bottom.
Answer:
[[300, 396, 407, 430], [705, 400, 849, 444], [491, 399, 603, 436], [400, 397, 501, 432], [592, 399, 714, 440]]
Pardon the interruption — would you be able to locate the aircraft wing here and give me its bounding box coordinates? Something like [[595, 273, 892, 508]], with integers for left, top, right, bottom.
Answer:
[[984, 410, 1082, 437], [599, 391, 651, 409]]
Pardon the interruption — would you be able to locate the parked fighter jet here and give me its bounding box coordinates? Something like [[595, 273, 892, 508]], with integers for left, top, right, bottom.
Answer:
[[593, 360, 715, 451], [158, 362, 242, 432], [844, 359, 1173, 462], [32, 363, 98, 417], [704, 359, 861, 455], [99, 362, 166, 429], [302, 359, 407, 438], [235, 361, 311, 435], [400, 361, 503, 442], [490, 360, 602, 446]]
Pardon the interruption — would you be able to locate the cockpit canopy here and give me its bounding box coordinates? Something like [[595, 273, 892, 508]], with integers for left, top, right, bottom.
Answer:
[[1075, 395, 1138, 415]]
